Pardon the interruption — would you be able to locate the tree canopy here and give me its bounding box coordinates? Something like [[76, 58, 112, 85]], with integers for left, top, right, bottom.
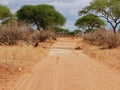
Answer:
[[0, 5, 12, 22], [17, 4, 66, 31], [75, 14, 105, 33], [79, 0, 120, 33], [54, 27, 82, 35], [54, 27, 70, 35]]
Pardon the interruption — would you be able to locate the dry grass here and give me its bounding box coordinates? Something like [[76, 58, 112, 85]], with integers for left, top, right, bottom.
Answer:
[[83, 30, 120, 49], [0, 22, 56, 46], [0, 42, 52, 89], [0, 45, 50, 69], [76, 38, 120, 72]]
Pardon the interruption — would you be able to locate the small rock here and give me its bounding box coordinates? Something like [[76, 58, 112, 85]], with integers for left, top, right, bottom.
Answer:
[[75, 47, 81, 50]]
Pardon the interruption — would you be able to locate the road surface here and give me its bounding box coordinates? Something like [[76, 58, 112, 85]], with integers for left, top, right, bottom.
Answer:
[[15, 39, 120, 90]]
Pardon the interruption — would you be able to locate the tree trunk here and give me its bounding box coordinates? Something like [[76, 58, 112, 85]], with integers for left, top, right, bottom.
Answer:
[[32, 15, 41, 31], [34, 19, 40, 31], [112, 24, 117, 33], [113, 27, 116, 33]]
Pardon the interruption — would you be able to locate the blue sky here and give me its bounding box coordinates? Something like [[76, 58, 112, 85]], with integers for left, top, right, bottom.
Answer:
[[0, 0, 92, 30]]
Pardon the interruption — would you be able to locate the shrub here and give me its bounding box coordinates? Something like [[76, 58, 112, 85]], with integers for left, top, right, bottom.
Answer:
[[0, 25, 23, 45], [31, 31, 46, 42], [31, 30, 56, 42], [84, 30, 120, 49], [0, 22, 56, 46]]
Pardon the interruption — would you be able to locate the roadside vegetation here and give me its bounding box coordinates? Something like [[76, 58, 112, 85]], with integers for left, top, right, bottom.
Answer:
[[75, 0, 120, 49], [0, 4, 66, 88], [75, 0, 120, 72], [0, 4, 67, 75], [1, 0, 120, 88], [76, 38, 120, 72], [83, 30, 120, 49], [0, 22, 56, 45]]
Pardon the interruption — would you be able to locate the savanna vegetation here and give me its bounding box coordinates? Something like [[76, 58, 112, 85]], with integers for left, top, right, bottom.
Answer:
[[0, 4, 66, 88], [0, 0, 120, 70], [75, 0, 120, 73], [79, 0, 120, 33], [75, 0, 120, 49], [1, 0, 120, 88], [75, 14, 105, 33], [17, 4, 66, 31], [54, 27, 81, 36], [0, 4, 67, 46]]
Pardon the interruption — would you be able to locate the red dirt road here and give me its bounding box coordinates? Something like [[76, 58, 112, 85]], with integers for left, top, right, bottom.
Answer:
[[15, 40, 120, 90]]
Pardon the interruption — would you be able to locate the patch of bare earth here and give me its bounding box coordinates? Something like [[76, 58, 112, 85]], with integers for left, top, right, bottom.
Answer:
[[0, 42, 52, 89], [76, 38, 120, 72]]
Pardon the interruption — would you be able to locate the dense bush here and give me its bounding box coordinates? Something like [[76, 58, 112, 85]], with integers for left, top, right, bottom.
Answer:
[[0, 22, 55, 45], [31, 30, 56, 42], [0, 23, 27, 45], [83, 30, 120, 49]]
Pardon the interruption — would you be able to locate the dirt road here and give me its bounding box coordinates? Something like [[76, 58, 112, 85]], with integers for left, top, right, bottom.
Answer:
[[16, 39, 120, 90]]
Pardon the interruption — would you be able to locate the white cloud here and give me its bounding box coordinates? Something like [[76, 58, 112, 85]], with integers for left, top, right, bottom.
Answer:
[[0, 0, 13, 5], [50, 0, 91, 8]]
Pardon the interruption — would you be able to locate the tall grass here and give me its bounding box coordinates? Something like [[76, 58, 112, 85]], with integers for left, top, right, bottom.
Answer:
[[83, 30, 120, 49], [0, 46, 48, 69]]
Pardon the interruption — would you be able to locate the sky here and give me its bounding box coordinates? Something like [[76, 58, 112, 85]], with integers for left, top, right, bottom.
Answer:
[[0, 0, 92, 31]]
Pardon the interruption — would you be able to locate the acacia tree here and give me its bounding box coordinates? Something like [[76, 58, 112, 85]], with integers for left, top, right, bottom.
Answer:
[[75, 14, 105, 33], [79, 0, 120, 33], [0, 5, 12, 23], [17, 4, 66, 31], [54, 27, 70, 35]]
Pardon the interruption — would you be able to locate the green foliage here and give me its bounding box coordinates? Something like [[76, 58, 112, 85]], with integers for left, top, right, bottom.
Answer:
[[17, 4, 66, 30], [75, 14, 105, 33], [54, 27, 70, 35], [0, 5, 12, 20], [17, 5, 34, 23], [79, 0, 120, 33], [73, 29, 82, 34], [68, 30, 82, 35], [68, 31, 76, 35], [1, 14, 17, 24], [54, 27, 81, 35]]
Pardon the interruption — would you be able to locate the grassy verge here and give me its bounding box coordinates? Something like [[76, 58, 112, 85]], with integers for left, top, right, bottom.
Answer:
[[76, 38, 120, 72], [0, 42, 53, 89]]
